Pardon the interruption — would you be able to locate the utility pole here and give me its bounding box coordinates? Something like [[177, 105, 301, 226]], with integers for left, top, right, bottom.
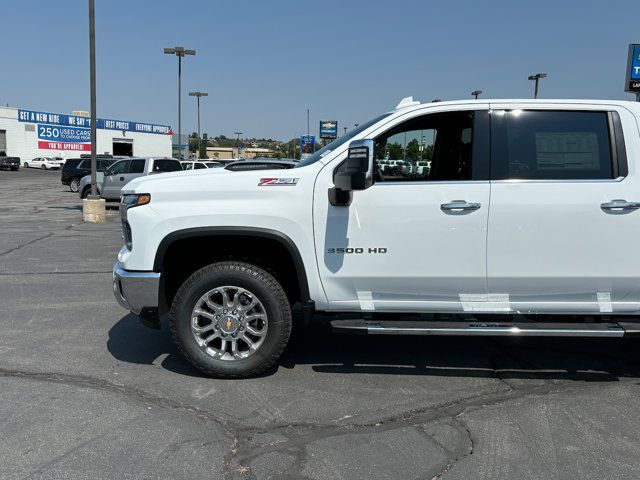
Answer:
[[164, 46, 196, 159], [471, 90, 482, 99], [307, 109, 310, 136], [528, 73, 547, 99], [88, 0, 97, 198], [234, 131, 242, 159], [189, 91, 208, 157], [343, 126, 347, 136]]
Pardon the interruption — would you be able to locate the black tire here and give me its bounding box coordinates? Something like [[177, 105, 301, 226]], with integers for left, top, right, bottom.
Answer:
[[41, 164, 46, 170], [23, 162, 28, 168], [81, 187, 91, 199], [11, 167, 18, 171], [169, 261, 292, 378], [70, 178, 80, 192]]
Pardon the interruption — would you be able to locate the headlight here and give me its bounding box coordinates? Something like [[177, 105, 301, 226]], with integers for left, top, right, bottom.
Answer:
[[120, 194, 150, 250], [121, 193, 151, 208]]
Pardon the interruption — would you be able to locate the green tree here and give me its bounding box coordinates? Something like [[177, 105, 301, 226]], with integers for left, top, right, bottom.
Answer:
[[386, 142, 404, 160], [405, 139, 420, 160], [423, 144, 434, 161]]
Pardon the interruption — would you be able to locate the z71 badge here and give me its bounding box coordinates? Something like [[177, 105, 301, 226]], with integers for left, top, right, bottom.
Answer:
[[258, 178, 299, 186]]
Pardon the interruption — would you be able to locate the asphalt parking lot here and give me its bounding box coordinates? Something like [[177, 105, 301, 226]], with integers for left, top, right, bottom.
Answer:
[[2, 167, 640, 479]]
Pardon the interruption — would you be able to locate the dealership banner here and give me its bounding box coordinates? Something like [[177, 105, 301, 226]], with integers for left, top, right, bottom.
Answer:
[[18, 108, 172, 152], [18, 109, 172, 135], [37, 124, 91, 151], [300, 135, 315, 160], [319, 120, 338, 139]]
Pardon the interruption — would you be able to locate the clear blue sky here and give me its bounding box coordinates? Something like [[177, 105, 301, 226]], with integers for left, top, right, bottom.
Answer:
[[1, 0, 638, 140]]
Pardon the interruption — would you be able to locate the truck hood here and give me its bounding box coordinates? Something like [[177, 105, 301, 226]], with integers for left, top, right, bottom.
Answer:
[[121, 166, 308, 196]]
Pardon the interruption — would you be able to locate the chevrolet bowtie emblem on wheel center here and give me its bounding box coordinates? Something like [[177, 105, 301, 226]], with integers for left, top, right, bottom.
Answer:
[[226, 318, 233, 331]]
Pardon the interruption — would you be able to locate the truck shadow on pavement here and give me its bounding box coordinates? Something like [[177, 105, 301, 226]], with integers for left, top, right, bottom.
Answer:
[[107, 313, 640, 382]]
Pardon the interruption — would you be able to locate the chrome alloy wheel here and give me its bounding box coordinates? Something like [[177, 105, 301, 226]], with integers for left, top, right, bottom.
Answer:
[[190, 286, 268, 361]]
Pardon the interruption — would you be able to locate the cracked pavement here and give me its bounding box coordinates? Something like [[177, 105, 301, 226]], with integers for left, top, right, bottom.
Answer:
[[2, 168, 640, 479]]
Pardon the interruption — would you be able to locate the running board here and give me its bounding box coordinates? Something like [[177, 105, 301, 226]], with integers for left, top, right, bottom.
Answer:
[[330, 320, 627, 337]]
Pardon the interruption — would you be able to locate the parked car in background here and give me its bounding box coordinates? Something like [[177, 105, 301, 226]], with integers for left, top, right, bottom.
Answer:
[[180, 160, 222, 170], [61, 157, 120, 192], [24, 157, 62, 170], [0, 154, 20, 171], [51, 157, 66, 168], [79, 157, 182, 200], [224, 159, 298, 171]]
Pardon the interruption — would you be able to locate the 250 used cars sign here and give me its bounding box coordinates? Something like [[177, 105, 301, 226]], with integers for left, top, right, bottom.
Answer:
[[37, 125, 91, 151]]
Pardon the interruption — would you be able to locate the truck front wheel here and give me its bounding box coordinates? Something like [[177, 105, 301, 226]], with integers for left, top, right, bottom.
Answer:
[[169, 261, 292, 378]]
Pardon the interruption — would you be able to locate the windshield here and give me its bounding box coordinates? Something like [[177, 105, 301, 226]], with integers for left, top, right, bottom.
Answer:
[[295, 113, 391, 168]]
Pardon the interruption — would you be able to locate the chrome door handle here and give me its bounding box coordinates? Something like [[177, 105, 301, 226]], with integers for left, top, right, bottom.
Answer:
[[601, 199, 640, 211], [440, 200, 481, 212]]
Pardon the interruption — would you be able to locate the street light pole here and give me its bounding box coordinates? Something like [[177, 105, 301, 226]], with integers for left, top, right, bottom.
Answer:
[[189, 91, 208, 157], [234, 131, 242, 159], [88, 0, 97, 198], [343, 126, 347, 136], [528, 73, 547, 99], [164, 46, 196, 159], [471, 90, 482, 99]]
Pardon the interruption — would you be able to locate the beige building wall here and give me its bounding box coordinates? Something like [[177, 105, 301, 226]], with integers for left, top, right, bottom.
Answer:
[[205, 146, 275, 160]]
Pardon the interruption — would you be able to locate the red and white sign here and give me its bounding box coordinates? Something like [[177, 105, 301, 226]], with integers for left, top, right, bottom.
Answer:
[[38, 141, 91, 151]]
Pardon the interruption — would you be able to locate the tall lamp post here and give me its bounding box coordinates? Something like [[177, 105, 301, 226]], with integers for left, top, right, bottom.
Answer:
[[164, 46, 196, 159], [189, 91, 208, 157], [234, 131, 243, 159], [528, 73, 547, 99], [471, 90, 482, 99], [88, 0, 97, 198], [82, 0, 106, 222]]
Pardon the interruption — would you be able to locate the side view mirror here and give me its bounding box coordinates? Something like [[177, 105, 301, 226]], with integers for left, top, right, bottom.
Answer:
[[329, 139, 375, 206], [333, 139, 375, 191]]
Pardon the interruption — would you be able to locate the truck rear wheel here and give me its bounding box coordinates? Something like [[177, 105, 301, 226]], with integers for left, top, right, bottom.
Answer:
[[169, 261, 292, 378]]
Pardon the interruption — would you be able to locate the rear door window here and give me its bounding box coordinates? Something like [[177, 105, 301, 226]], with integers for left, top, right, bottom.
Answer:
[[152, 159, 182, 172], [129, 159, 146, 173], [492, 110, 615, 180]]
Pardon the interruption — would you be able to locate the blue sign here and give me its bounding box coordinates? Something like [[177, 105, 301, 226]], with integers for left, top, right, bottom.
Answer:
[[37, 124, 90, 143], [319, 120, 338, 139], [18, 109, 172, 135], [300, 135, 315, 160], [631, 45, 640, 80]]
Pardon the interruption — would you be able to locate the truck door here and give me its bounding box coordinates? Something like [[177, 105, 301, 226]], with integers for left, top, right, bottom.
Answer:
[[313, 106, 491, 312], [486, 105, 640, 313], [102, 159, 131, 199]]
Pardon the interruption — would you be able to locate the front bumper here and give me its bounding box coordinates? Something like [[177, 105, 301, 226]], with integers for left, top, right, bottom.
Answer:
[[113, 262, 161, 323]]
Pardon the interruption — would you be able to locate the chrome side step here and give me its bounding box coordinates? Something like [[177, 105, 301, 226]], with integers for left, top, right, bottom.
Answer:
[[330, 320, 626, 337]]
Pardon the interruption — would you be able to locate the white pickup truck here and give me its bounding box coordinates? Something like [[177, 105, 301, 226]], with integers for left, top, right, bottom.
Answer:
[[114, 97, 640, 378]]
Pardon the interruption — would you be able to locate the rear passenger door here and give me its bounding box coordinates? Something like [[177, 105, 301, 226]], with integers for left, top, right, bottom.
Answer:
[[487, 105, 640, 313]]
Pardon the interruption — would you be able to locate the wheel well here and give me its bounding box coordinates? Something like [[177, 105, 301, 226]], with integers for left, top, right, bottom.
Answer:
[[159, 233, 306, 311]]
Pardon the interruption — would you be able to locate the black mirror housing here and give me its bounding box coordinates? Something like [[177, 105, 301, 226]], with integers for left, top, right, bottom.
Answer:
[[333, 139, 375, 191]]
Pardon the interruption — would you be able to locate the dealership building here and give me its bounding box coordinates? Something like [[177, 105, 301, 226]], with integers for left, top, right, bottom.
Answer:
[[0, 106, 172, 161]]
